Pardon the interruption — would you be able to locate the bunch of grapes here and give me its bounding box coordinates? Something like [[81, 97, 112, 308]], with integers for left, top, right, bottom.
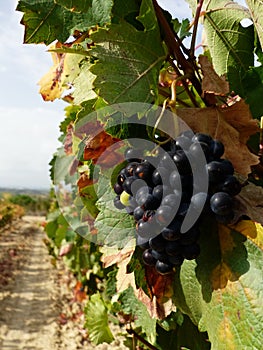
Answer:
[[113, 132, 242, 275]]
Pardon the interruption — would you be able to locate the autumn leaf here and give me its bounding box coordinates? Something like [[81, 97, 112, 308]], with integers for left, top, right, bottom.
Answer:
[[234, 181, 263, 225], [177, 99, 259, 176], [199, 55, 229, 104]]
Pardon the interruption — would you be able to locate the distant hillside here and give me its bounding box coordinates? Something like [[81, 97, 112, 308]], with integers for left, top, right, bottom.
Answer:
[[0, 187, 49, 196]]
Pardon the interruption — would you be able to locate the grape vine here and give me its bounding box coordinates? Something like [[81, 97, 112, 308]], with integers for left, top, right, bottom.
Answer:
[[17, 0, 263, 349]]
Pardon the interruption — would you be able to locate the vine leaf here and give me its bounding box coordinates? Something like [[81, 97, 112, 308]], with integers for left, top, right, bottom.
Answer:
[[16, 0, 113, 45], [173, 219, 263, 350], [245, 0, 263, 50], [177, 99, 259, 176], [199, 55, 229, 96], [95, 175, 136, 248], [84, 293, 114, 345], [203, 0, 254, 93], [90, 9, 166, 103], [235, 181, 263, 225]]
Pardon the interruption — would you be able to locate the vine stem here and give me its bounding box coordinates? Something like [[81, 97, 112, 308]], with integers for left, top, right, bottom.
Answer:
[[152, 0, 202, 98], [190, 0, 204, 59], [126, 327, 159, 350]]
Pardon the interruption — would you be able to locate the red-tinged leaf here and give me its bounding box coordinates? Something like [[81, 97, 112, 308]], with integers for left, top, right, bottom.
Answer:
[[101, 246, 135, 268], [177, 100, 259, 176], [77, 173, 94, 190], [73, 281, 87, 302], [64, 123, 74, 155]]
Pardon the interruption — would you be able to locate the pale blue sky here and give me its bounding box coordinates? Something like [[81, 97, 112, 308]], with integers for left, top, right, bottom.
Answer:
[[0, 0, 247, 189]]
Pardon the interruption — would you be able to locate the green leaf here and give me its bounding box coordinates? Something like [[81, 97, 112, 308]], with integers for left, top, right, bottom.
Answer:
[[242, 65, 263, 118], [173, 219, 263, 350], [203, 0, 254, 93], [90, 20, 166, 103], [84, 293, 114, 345], [245, 0, 263, 51], [72, 59, 97, 105], [94, 174, 135, 248], [16, 0, 113, 44], [54, 0, 92, 13], [172, 18, 191, 40], [119, 286, 157, 344]]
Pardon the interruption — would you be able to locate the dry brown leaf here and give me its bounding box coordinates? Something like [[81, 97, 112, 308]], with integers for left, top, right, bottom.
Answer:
[[199, 55, 229, 96], [177, 100, 259, 176], [234, 182, 263, 225]]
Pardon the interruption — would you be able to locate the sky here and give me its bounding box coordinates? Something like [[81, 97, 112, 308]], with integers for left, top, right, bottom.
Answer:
[[0, 0, 247, 189]]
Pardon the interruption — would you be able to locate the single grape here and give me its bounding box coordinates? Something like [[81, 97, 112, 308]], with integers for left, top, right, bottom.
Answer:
[[165, 240, 181, 256], [120, 191, 131, 206], [137, 234, 150, 249], [190, 192, 210, 213], [133, 206, 144, 221], [125, 162, 139, 177], [161, 226, 181, 241], [155, 260, 174, 275], [175, 135, 192, 150], [210, 140, 224, 159], [122, 176, 137, 195], [219, 159, 234, 175], [192, 133, 212, 146], [149, 234, 166, 252], [135, 186, 152, 206], [206, 161, 225, 184], [113, 183, 123, 195], [113, 196, 125, 209], [182, 243, 200, 260], [179, 130, 194, 139], [134, 162, 154, 182], [152, 167, 170, 186], [151, 249, 169, 263], [155, 205, 175, 225], [189, 141, 210, 161], [215, 211, 236, 224], [210, 192, 233, 215], [173, 150, 192, 174], [117, 170, 126, 186], [217, 175, 241, 196], [162, 193, 180, 208], [142, 249, 156, 266]]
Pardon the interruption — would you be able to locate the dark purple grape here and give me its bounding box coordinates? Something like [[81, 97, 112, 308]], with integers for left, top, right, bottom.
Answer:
[[192, 133, 212, 146], [151, 249, 169, 263], [219, 159, 234, 175], [137, 235, 150, 249], [210, 140, 224, 159], [217, 175, 241, 196], [125, 162, 139, 176], [173, 150, 192, 174], [149, 234, 166, 252], [117, 169, 127, 185], [122, 176, 137, 195], [189, 141, 210, 161], [182, 243, 200, 260], [168, 254, 184, 266], [155, 260, 174, 275], [175, 135, 192, 150], [134, 162, 154, 181], [155, 205, 175, 225], [161, 227, 181, 241], [152, 167, 170, 186], [206, 161, 225, 184], [162, 193, 180, 208], [179, 130, 194, 139], [210, 192, 233, 215], [165, 240, 181, 256], [114, 183, 123, 195], [190, 192, 210, 213], [113, 196, 125, 209], [135, 186, 152, 205], [133, 206, 144, 221], [142, 249, 156, 266]]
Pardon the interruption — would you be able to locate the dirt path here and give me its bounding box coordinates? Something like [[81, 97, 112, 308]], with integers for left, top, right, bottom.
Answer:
[[0, 216, 60, 349]]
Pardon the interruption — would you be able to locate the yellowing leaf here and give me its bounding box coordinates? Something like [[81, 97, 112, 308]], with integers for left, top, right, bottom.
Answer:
[[230, 220, 263, 251], [177, 100, 259, 176]]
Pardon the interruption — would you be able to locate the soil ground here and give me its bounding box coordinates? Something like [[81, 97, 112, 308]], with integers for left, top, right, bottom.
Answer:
[[0, 216, 129, 350]]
